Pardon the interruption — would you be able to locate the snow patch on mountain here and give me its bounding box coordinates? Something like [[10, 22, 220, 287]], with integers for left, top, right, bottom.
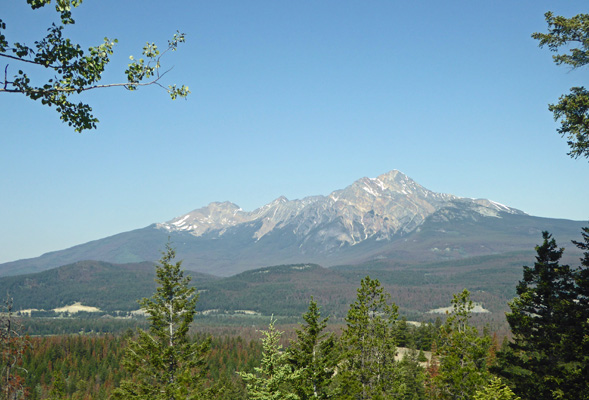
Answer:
[[156, 170, 527, 249]]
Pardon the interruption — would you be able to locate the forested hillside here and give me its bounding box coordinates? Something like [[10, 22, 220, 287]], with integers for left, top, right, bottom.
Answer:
[[1, 251, 532, 323], [2, 227, 588, 399]]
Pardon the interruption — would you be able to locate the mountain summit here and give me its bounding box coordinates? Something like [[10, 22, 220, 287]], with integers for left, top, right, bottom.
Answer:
[[157, 170, 524, 250], [1, 170, 581, 278]]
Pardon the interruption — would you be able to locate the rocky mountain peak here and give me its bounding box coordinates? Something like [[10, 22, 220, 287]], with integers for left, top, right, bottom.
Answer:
[[157, 171, 525, 248]]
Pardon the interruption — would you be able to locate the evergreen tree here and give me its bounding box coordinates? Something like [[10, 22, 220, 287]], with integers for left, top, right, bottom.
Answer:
[[532, 12, 589, 159], [495, 232, 583, 400], [572, 226, 589, 396], [394, 316, 410, 348], [112, 242, 210, 400], [430, 289, 492, 400], [336, 276, 404, 399], [48, 370, 66, 400], [238, 317, 300, 400], [473, 377, 520, 400], [288, 298, 337, 400], [397, 348, 426, 400]]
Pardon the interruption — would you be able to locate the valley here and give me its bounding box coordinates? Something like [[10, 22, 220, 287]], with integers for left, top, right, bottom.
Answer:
[[2, 170, 586, 337]]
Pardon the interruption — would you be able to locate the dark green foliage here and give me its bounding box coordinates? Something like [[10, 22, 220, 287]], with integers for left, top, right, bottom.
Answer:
[[0, 1, 188, 131], [112, 243, 210, 400], [336, 276, 405, 399], [0, 261, 158, 312], [48, 370, 66, 400], [429, 290, 492, 400], [572, 226, 589, 397], [495, 232, 587, 400], [22, 317, 148, 336], [412, 320, 440, 351], [394, 316, 412, 348], [396, 349, 426, 400], [22, 335, 128, 400], [288, 298, 337, 399], [20, 332, 263, 400], [547, 87, 589, 160], [533, 12, 589, 159]]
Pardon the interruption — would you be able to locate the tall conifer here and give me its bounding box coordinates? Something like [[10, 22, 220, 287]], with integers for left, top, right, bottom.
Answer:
[[288, 298, 337, 399], [572, 226, 589, 396], [496, 232, 582, 400], [431, 290, 492, 400], [112, 242, 210, 400], [336, 276, 403, 399], [238, 317, 300, 400]]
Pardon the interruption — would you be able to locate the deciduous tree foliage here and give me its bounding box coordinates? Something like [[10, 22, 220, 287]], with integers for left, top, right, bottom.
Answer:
[[533, 12, 589, 159], [0, 0, 189, 132], [112, 243, 210, 400], [495, 232, 587, 400]]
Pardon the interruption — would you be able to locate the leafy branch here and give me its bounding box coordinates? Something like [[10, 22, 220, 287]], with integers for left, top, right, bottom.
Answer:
[[0, 0, 189, 132]]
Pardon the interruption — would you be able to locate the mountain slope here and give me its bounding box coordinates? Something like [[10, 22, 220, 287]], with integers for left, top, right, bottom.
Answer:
[[0, 170, 584, 277], [0, 260, 217, 312], [158, 170, 524, 248]]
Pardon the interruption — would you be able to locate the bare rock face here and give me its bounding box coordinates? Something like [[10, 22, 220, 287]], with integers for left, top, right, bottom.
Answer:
[[6, 169, 581, 278], [157, 170, 525, 250]]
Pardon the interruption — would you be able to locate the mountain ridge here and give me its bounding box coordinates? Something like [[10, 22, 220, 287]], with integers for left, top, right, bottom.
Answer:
[[157, 170, 525, 248], [0, 170, 583, 277]]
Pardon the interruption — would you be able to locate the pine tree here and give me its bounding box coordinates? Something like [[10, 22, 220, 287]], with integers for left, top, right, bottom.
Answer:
[[336, 276, 404, 400], [238, 317, 300, 400], [48, 370, 66, 400], [112, 242, 210, 400], [473, 377, 520, 400], [572, 226, 589, 396], [495, 232, 582, 400], [430, 289, 492, 400], [288, 298, 337, 400], [397, 348, 426, 400]]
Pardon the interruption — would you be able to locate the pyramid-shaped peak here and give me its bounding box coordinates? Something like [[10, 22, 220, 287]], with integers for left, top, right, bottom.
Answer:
[[206, 201, 242, 211], [364, 170, 425, 193], [376, 170, 413, 183]]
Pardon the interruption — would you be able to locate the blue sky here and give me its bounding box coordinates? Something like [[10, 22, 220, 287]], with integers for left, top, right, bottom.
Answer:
[[1, 1, 588, 263]]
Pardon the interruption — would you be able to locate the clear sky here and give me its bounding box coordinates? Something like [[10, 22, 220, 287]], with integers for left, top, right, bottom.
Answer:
[[1, 1, 588, 264]]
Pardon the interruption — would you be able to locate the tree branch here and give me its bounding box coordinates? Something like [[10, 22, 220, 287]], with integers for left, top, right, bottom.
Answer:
[[0, 52, 55, 68], [0, 68, 174, 94]]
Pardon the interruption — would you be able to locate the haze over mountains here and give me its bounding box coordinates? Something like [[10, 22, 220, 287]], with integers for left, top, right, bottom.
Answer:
[[1, 170, 585, 277]]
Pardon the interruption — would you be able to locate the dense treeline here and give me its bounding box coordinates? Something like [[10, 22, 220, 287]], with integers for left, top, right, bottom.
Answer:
[[19, 334, 262, 400], [1, 255, 524, 326], [2, 226, 588, 399], [23, 335, 126, 400], [16, 316, 444, 399]]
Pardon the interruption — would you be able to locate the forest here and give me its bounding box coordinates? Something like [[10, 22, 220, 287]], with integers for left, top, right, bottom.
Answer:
[[1, 229, 588, 400]]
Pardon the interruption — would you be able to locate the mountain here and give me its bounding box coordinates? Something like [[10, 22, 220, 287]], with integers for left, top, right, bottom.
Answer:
[[157, 170, 523, 247], [0, 260, 216, 312], [0, 170, 585, 277], [0, 258, 529, 318]]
